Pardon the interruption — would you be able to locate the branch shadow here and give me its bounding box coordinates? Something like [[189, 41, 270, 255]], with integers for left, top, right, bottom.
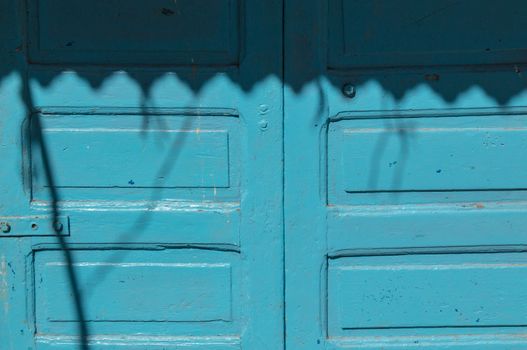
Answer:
[[23, 77, 89, 350]]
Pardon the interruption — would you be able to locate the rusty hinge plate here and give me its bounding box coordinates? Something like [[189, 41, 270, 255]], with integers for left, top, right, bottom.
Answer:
[[0, 216, 69, 237]]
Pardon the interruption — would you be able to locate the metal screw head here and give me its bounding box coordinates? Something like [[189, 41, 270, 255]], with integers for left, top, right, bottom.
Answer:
[[54, 221, 64, 233], [258, 104, 270, 115], [342, 83, 356, 98], [0, 222, 11, 233], [258, 119, 269, 131]]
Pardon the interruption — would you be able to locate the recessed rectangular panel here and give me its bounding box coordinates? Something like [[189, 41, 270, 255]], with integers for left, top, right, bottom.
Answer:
[[328, 253, 527, 334], [40, 130, 228, 188], [35, 249, 237, 334], [328, 115, 527, 204], [31, 113, 240, 200], [328, 0, 527, 68], [28, 0, 239, 64]]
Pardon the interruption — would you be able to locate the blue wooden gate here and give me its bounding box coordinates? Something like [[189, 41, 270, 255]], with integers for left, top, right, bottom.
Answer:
[[2, 1, 527, 349]]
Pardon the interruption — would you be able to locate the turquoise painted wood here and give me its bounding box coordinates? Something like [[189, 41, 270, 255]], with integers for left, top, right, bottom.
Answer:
[[285, 1, 527, 350], [0, 1, 283, 349], [2, 1, 527, 349]]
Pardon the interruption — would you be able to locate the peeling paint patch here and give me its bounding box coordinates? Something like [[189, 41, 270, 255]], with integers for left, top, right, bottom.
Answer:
[[0, 255, 9, 315]]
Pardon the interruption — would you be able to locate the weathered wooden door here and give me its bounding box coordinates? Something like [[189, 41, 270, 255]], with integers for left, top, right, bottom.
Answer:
[[0, 1, 283, 349], [285, 0, 527, 349]]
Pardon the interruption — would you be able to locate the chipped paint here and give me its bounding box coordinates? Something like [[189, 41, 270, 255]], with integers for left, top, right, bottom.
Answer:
[[0, 255, 9, 315]]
